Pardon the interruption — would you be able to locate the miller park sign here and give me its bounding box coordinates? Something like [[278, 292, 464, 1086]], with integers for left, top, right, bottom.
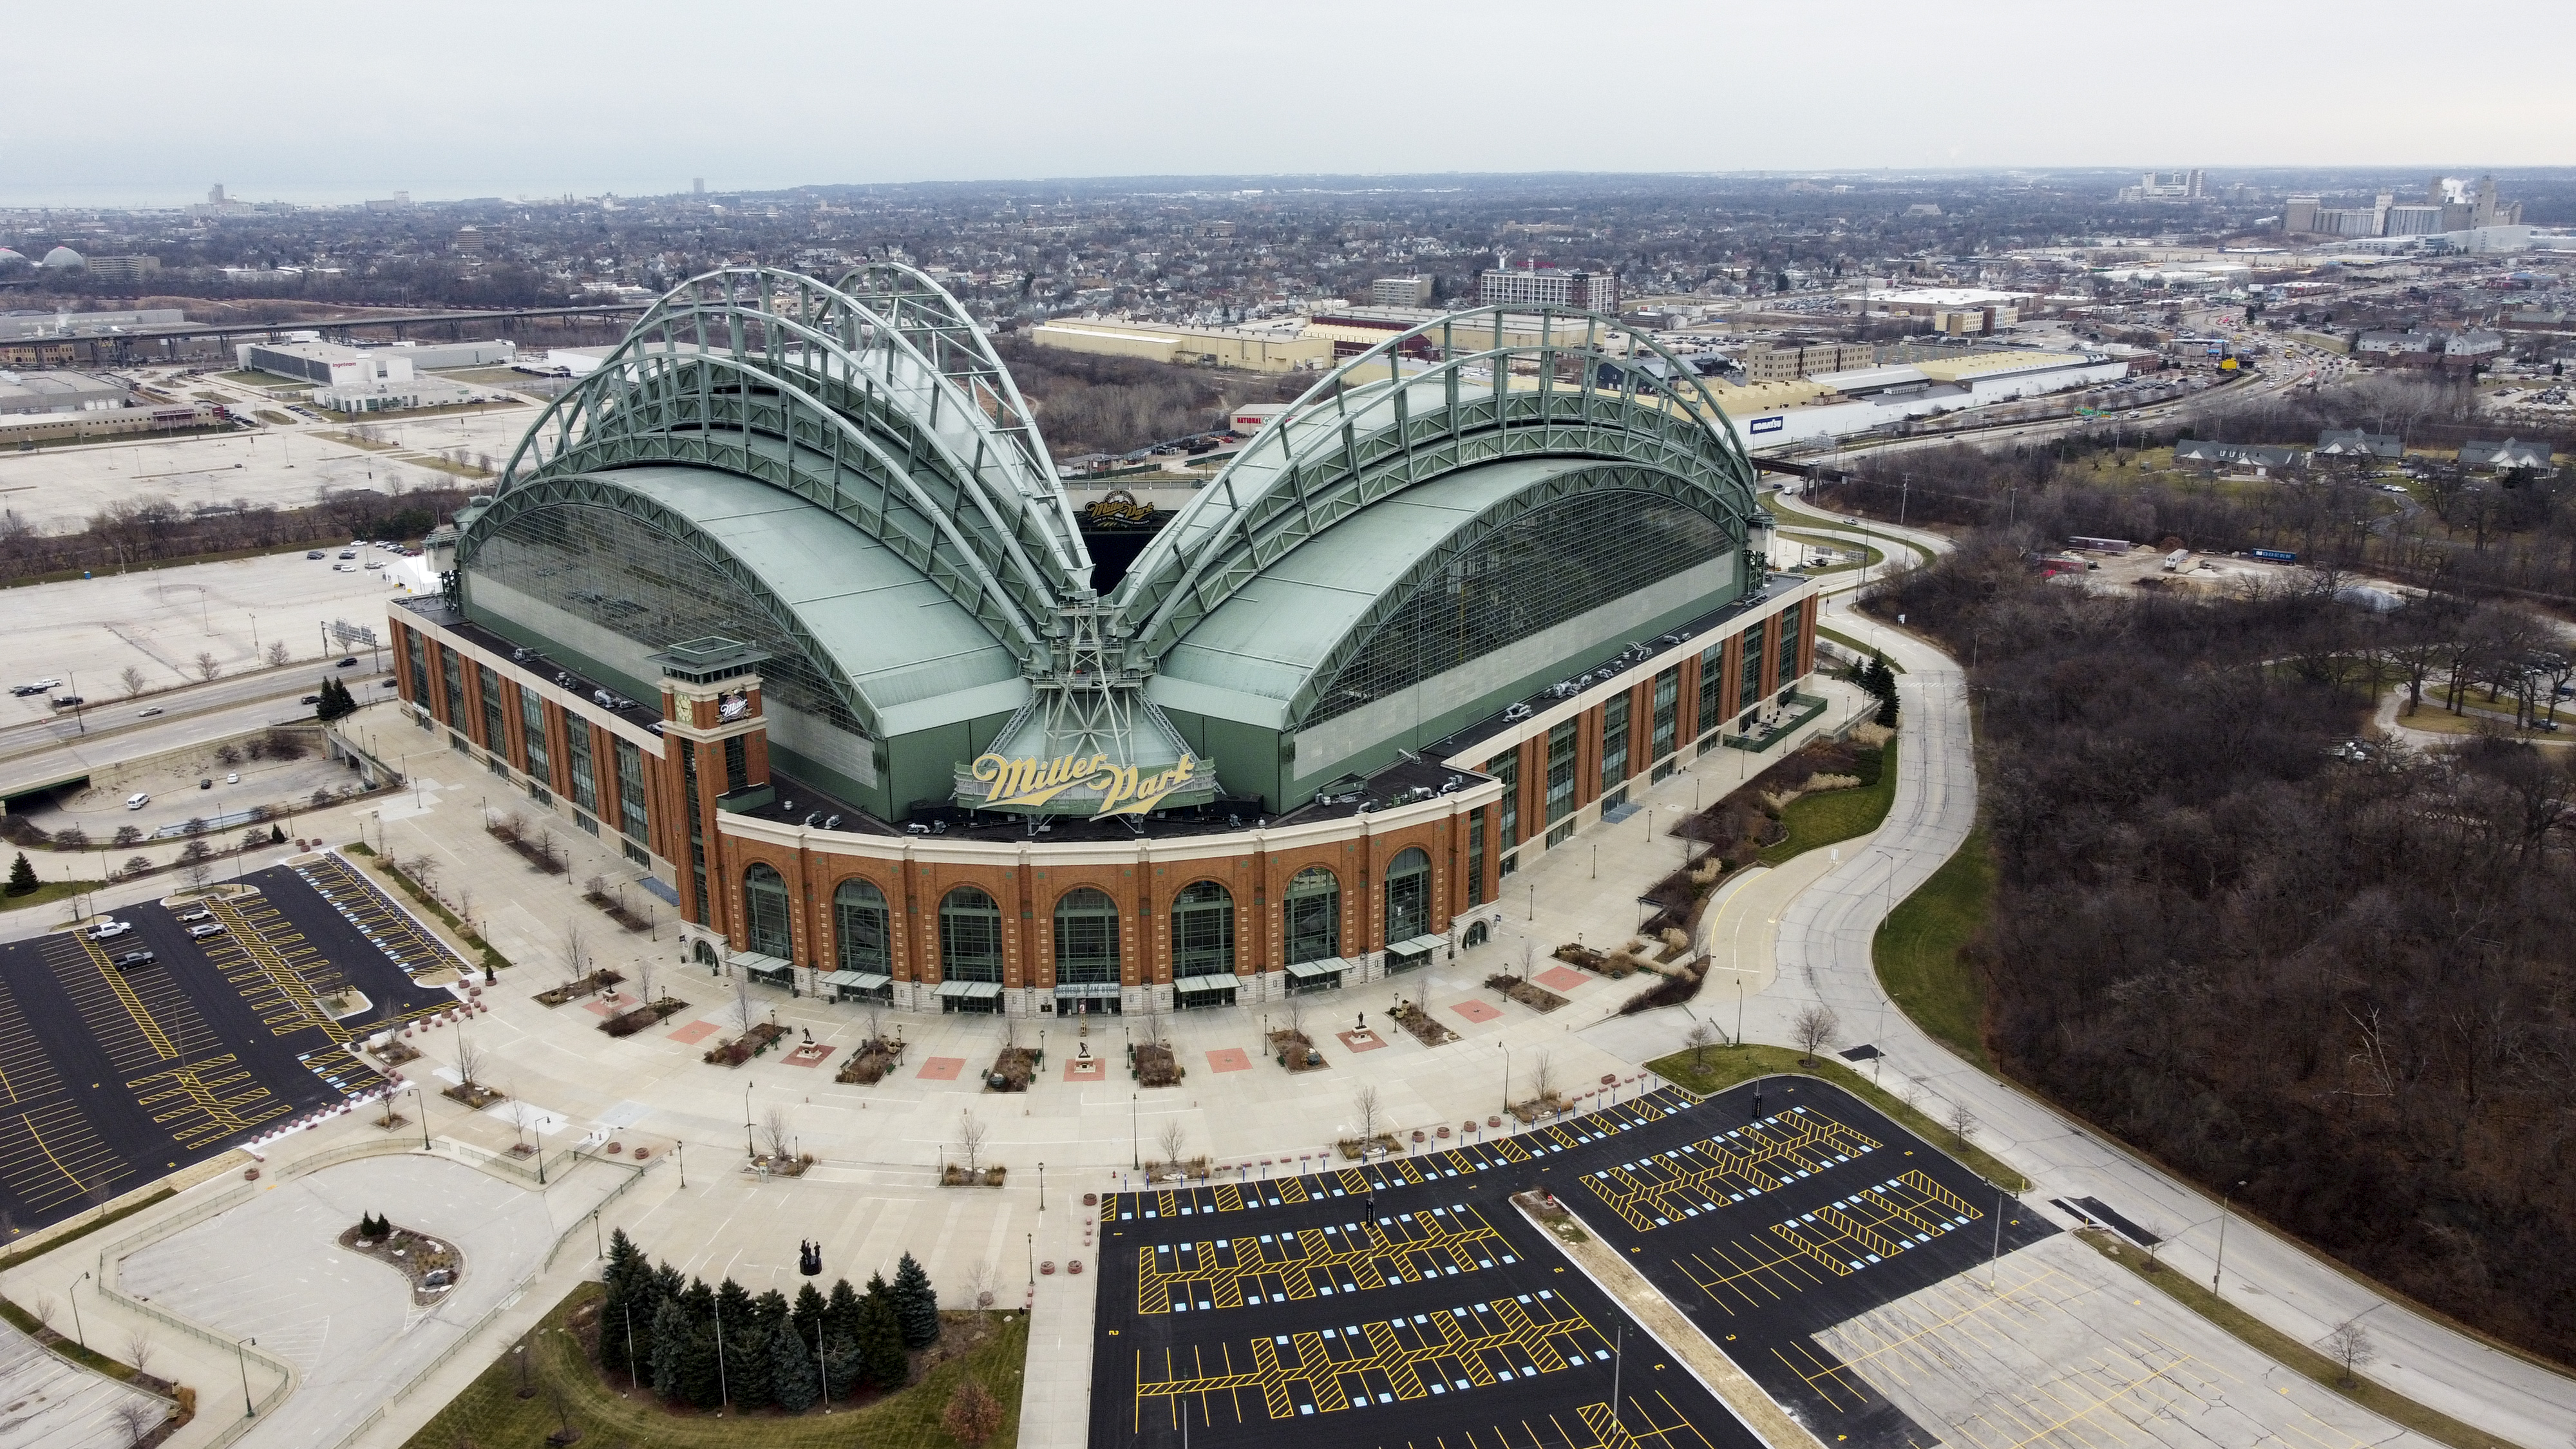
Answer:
[[959, 748, 1213, 819]]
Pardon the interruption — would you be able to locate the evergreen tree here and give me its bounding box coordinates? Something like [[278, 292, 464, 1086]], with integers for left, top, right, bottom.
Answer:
[[678, 1325, 722, 1410], [771, 1317, 820, 1414], [648, 1297, 689, 1401], [729, 1323, 773, 1410], [1874, 687, 1900, 729], [791, 1282, 827, 1346], [822, 1335, 863, 1403], [823, 1278, 862, 1345], [891, 1252, 940, 1350], [5, 852, 35, 897], [715, 1277, 754, 1335], [857, 1277, 907, 1390], [598, 1231, 649, 1375], [753, 1288, 790, 1334], [269, 823, 286, 844]]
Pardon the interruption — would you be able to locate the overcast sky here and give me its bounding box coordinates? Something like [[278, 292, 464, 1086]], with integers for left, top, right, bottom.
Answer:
[[8, 0, 2571, 207]]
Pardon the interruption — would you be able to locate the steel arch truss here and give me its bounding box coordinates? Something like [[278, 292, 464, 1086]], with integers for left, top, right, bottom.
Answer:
[[493, 346, 1063, 663], [498, 267, 1088, 620], [833, 261, 1053, 483], [457, 472, 887, 738], [1108, 306, 1762, 664], [1286, 463, 1743, 730]]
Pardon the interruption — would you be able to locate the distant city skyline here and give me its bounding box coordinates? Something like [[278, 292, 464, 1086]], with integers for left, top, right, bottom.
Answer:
[[4, 0, 2570, 209]]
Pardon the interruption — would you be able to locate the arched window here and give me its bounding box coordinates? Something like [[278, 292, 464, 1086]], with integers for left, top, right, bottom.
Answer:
[[1283, 866, 1340, 965], [692, 938, 718, 967], [743, 863, 792, 959], [1055, 887, 1120, 985], [939, 886, 1002, 983], [833, 878, 889, 976], [1384, 847, 1432, 944], [1171, 881, 1234, 978]]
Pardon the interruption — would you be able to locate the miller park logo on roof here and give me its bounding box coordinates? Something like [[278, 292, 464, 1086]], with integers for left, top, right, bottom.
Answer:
[[960, 749, 1211, 819]]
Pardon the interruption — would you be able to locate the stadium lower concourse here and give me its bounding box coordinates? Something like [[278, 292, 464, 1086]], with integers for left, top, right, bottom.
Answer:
[[388, 267, 1816, 1017]]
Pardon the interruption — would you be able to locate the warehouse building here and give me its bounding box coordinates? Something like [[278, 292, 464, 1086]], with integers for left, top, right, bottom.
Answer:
[[389, 267, 1812, 1016]]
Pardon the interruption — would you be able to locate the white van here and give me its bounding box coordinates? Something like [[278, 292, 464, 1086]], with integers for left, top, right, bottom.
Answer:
[[126, 792, 151, 810]]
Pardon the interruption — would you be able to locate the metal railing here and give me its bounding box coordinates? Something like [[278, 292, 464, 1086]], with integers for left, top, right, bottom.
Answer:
[[1722, 692, 1831, 752]]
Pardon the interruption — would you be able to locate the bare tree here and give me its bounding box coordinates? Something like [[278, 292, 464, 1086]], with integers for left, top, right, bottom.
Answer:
[[118, 665, 146, 698], [403, 853, 439, 891], [864, 1003, 885, 1047], [123, 1327, 155, 1376], [2320, 1318, 2376, 1389], [1157, 1118, 1187, 1174], [1684, 1019, 1718, 1072], [956, 1108, 989, 1178], [1352, 1085, 1383, 1151], [632, 953, 657, 1008], [454, 1032, 486, 1092], [1137, 985, 1164, 1045], [182, 856, 212, 891], [1947, 1103, 1978, 1144], [111, 1399, 158, 1448], [30, 1292, 56, 1333], [732, 969, 757, 1034], [505, 1088, 537, 1150], [1530, 1050, 1555, 1106], [1282, 989, 1308, 1042], [1792, 1004, 1842, 1064], [193, 651, 222, 683], [963, 1260, 998, 1314], [762, 1105, 795, 1161], [562, 923, 592, 989], [265, 639, 291, 668]]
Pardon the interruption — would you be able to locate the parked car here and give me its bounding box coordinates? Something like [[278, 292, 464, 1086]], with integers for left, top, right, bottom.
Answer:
[[52, 696, 83, 708], [87, 920, 133, 940], [225, 772, 240, 784], [338, 550, 357, 560], [125, 792, 150, 810], [176, 909, 211, 923], [187, 923, 225, 940], [109, 949, 156, 971]]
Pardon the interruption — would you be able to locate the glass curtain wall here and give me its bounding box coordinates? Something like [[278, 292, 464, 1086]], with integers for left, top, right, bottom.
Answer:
[[834, 879, 890, 974], [1171, 882, 1235, 978], [1383, 848, 1432, 943], [743, 864, 791, 959], [1283, 867, 1341, 964], [1054, 888, 1120, 985]]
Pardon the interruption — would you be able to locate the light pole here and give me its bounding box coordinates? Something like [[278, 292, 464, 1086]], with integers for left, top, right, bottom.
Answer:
[[238, 1336, 258, 1417], [1027, 1232, 1035, 1286], [744, 1083, 754, 1161], [1498, 1041, 1511, 1113], [1131, 1092, 1139, 1171], [68, 1271, 88, 1348], [415, 1085, 430, 1150], [2212, 1179, 2247, 1292], [1038, 1161, 1045, 1213]]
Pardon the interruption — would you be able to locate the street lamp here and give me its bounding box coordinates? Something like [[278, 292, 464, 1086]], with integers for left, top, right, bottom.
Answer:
[[1131, 1092, 1140, 1171], [1038, 1161, 1045, 1213], [1498, 1041, 1511, 1113], [68, 1271, 89, 1348], [415, 1085, 430, 1150], [2212, 1179, 2248, 1292], [238, 1336, 258, 1418]]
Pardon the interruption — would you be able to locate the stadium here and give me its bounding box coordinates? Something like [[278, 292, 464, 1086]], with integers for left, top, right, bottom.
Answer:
[[389, 266, 1816, 1016]]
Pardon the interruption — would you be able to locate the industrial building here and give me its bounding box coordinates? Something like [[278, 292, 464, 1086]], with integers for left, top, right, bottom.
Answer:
[[0, 370, 131, 414], [236, 338, 516, 385], [1027, 319, 1329, 373], [388, 267, 1813, 1015]]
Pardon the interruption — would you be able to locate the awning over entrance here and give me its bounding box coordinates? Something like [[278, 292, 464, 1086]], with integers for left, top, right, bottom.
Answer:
[[1285, 957, 1356, 981], [820, 970, 891, 991], [1174, 975, 1237, 996], [1054, 981, 1122, 999], [936, 979, 1003, 999], [1386, 933, 1448, 959], [732, 951, 795, 981]]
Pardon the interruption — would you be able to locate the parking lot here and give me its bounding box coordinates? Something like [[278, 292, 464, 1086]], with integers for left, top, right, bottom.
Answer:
[[0, 858, 456, 1238], [1091, 1079, 2056, 1449], [1093, 1088, 1762, 1449]]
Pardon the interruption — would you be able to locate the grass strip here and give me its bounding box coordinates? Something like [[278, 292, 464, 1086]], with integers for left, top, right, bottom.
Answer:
[[2076, 1229, 2518, 1449], [0, 879, 106, 914], [1757, 739, 1897, 866], [400, 1282, 1028, 1449], [0, 1295, 157, 1383], [0, 1186, 178, 1272], [1817, 625, 1904, 670], [1873, 826, 1994, 1071], [348, 842, 513, 972], [1764, 497, 1936, 562], [1645, 1044, 2027, 1192]]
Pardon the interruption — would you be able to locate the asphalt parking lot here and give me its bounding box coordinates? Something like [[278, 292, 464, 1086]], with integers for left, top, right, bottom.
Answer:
[[1093, 1088, 1759, 1449], [0, 859, 455, 1238], [1090, 1079, 2052, 1449]]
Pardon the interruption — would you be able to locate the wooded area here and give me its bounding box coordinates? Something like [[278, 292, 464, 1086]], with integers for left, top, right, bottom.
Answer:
[[1874, 536, 2576, 1365], [1819, 375, 2576, 606], [0, 484, 472, 584], [994, 338, 1305, 458]]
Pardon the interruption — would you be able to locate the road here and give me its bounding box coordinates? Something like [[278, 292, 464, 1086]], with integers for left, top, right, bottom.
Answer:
[[0, 665, 392, 802], [1768, 497, 2576, 1449]]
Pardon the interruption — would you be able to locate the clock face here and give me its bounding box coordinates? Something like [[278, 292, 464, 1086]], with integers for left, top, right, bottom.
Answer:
[[718, 690, 748, 721]]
